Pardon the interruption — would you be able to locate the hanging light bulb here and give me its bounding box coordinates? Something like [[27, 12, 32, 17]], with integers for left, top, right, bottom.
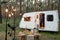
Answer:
[[9, 14, 11, 17], [12, 6, 14, 9], [5, 8, 8, 13], [11, 12, 14, 16], [13, 8, 16, 12]]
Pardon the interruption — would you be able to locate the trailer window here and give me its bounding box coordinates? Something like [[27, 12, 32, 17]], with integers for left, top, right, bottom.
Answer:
[[47, 15, 53, 21], [24, 17, 31, 21]]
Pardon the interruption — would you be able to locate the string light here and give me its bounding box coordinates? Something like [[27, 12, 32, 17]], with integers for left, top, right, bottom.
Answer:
[[5, 8, 8, 12], [13, 8, 16, 12], [12, 6, 14, 9], [9, 14, 11, 17], [11, 12, 14, 16]]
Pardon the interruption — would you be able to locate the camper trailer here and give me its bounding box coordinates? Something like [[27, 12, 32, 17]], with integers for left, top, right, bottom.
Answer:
[[19, 10, 59, 32]]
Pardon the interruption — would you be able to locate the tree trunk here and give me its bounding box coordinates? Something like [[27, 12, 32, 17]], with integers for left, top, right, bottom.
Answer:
[[0, 0, 2, 23]]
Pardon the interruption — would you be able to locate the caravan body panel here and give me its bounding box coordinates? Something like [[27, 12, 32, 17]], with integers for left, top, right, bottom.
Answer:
[[19, 10, 59, 32]]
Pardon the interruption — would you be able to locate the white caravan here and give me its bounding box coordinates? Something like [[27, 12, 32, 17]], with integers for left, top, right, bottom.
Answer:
[[19, 10, 59, 32]]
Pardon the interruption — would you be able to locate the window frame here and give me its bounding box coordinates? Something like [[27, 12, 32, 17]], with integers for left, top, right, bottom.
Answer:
[[47, 15, 54, 21], [24, 16, 31, 22]]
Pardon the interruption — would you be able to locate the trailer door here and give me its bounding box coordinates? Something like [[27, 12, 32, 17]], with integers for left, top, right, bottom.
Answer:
[[39, 13, 45, 29]]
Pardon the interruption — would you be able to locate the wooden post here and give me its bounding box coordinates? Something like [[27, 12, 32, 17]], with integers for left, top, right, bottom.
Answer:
[[34, 34, 39, 40]]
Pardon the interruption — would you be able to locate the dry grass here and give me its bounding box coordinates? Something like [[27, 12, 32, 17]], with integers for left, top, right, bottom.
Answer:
[[0, 31, 60, 40], [0, 18, 60, 40]]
